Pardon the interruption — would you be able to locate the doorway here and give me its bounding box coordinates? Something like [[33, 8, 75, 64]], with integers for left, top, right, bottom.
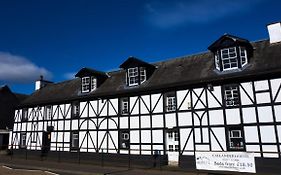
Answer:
[[166, 129, 179, 166], [41, 131, 51, 155]]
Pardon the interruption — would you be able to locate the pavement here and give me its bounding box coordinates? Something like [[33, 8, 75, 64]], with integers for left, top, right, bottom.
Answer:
[[0, 154, 208, 175]]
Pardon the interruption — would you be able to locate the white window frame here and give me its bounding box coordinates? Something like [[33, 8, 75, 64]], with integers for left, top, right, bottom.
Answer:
[[224, 85, 239, 106], [221, 47, 238, 71], [214, 51, 220, 70], [140, 67, 146, 84], [72, 102, 80, 118], [239, 46, 248, 67], [128, 67, 139, 86], [166, 96, 176, 112], [20, 133, 27, 148], [81, 77, 90, 93], [91, 77, 97, 91], [45, 105, 52, 120], [121, 98, 129, 114], [228, 128, 244, 150]]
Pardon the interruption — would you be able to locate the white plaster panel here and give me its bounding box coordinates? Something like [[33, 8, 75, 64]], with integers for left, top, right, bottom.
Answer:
[[98, 118, 107, 129], [80, 131, 87, 147], [255, 80, 269, 91], [180, 128, 193, 151], [207, 86, 222, 108], [165, 113, 176, 128], [152, 115, 163, 128], [140, 95, 150, 114], [130, 116, 139, 129], [277, 125, 281, 143], [130, 145, 140, 154], [65, 104, 71, 119], [89, 101, 98, 117], [80, 102, 88, 118], [262, 145, 277, 152], [258, 106, 273, 123], [270, 78, 281, 102], [274, 105, 281, 122], [226, 108, 240, 125], [151, 93, 163, 113], [38, 122, 43, 131], [108, 131, 118, 150], [178, 112, 192, 126], [141, 130, 151, 143], [152, 130, 163, 143], [120, 116, 128, 129], [246, 145, 260, 152], [210, 127, 226, 151], [109, 118, 118, 129], [244, 126, 259, 143], [209, 110, 224, 125], [88, 131, 97, 150], [152, 145, 163, 153], [64, 120, 70, 130], [88, 119, 96, 130], [256, 92, 271, 104], [71, 120, 79, 130], [98, 131, 106, 149], [108, 98, 118, 116], [202, 128, 209, 143], [80, 120, 88, 130], [263, 153, 279, 158], [242, 107, 256, 124], [177, 90, 190, 110], [193, 88, 206, 109], [130, 97, 139, 115], [130, 130, 139, 143], [141, 145, 151, 155], [99, 100, 107, 116], [57, 132, 63, 142], [64, 132, 70, 142], [260, 126, 276, 143], [57, 121, 64, 130], [240, 82, 254, 105], [141, 115, 151, 128], [195, 144, 209, 151], [194, 128, 201, 143]]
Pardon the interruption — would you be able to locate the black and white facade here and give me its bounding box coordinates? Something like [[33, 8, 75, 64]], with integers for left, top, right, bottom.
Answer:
[[9, 22, 281, 173]]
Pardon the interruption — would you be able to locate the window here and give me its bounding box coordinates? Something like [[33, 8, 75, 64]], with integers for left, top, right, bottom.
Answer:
[[120, 130, 130, 149], [20, 133, 27, 148], [227, 127, 244, 151], [221, 47, 238, 70], [72, 102, 80, 118], [81, 77, 90, 93], [45, 105, 52, 120], [168, 145, 173, 151], [120, 98, 129, 114], [128, 67, 139, 86], [32, 123, 38, 143], [214, 51, 220, 70], [140, 67, 146, 84], [239, 47, 247, 66], [22, 108, 28, 121], [166, 96, 176, 112], [224, 85, 239, 106], [168, 132, 173, 138], [174, 132, 179, 141], [71, 132, 79, 150], [91, 77, 97, 91]]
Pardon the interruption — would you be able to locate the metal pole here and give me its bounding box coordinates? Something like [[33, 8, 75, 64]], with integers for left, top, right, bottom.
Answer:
[[101, 149, 104, 167]]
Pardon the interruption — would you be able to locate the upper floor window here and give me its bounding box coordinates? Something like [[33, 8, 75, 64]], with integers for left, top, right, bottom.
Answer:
[[22, 108, 28, 121], [140, 67, 146, 83], [165, 92, 176, 112], [45, 105, 52, 120], [82, 77, 90, 93], [227, 126, 244, 151], [120, 98, 129, 114], [72, 102, 80, 118], [91, 77, 97, 91], [221, 47, 238, 70], [240, 47, 247, 66], [224, 85, 239, 106]]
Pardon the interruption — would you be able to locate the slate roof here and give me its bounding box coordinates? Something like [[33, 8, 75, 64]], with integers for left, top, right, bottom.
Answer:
[[21, 39, 281, 107]]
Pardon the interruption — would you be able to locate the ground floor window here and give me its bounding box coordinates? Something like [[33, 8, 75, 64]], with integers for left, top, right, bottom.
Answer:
[[119, 130, 130, 149], [71, 132, 79, 150], [227, 126, 245, 151], [20, 133, 27, 148], [167, 130, 179, 152]]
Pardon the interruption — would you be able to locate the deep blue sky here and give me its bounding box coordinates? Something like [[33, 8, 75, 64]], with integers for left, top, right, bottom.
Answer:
[[0, 0, 280, 94]]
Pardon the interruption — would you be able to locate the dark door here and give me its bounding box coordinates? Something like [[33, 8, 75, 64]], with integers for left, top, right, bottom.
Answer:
[[41, 131, 51, 155]]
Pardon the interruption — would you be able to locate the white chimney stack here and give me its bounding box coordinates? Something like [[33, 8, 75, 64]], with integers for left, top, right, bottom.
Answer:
[[35, 75, 52, 90], [267, 22, 281, 44]]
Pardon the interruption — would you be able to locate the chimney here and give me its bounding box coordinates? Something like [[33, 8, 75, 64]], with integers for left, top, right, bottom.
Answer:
[[35, 75, 52, 90], [267, 22, 281, 44]]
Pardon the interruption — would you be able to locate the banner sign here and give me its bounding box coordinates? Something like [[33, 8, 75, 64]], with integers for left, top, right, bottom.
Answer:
[[195, 151, 256, 173]]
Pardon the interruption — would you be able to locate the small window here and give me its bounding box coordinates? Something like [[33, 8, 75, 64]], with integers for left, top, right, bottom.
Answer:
[[72, 102, 80, 118], [166, 96, 176, 112], [45, 105, 52, 120], [128, 67, 139, 86], [22, 108, 28, 121], [120, 98, 129, 114], [168, 132, 173, 139], [227, 127, 244, 151], [20, 133, 27, 148], [91, 77, 97, 91], [214, 51, 220, 70], [239, 47, 248, 67], [81, 77, 90, 93], [168, 145, 173, 151], [71, 132, 79, 150], [221, 47, 238, 70], [224, 85, 239, 106], [119, 130, 130, 149], [174, 145, 179, 152], [140, 67, 146, 84], [174, 132, 179, 141]]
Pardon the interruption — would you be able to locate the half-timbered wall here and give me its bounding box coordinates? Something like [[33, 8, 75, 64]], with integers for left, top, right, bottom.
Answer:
[[10, 77, 281, 159]]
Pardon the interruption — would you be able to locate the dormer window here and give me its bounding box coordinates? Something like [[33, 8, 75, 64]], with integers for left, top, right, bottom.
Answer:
[[120, 57, 155, 87], [75, 68, 108, 94], [208, 34, 253, 73]]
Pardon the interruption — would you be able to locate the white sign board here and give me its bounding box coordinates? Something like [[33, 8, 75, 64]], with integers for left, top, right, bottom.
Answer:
[[195, 152, 256, 173]]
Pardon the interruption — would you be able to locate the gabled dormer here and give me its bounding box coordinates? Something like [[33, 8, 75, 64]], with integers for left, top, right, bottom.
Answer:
[[208, 34, 253, 72], [75, 68, 108, 93], [119, 57, 156, 87]]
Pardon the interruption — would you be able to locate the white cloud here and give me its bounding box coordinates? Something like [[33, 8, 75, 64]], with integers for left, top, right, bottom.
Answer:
[[63, 72, 76, 79], [0, 52, 52, 83], [144, 0, 264, 28]]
